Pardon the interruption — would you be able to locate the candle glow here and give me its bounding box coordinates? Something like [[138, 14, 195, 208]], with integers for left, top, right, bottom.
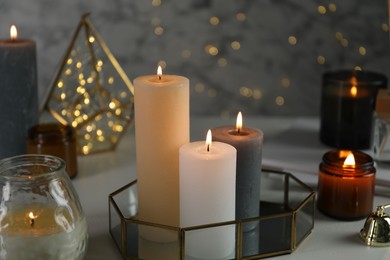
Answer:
[[206, 129, 212, 152], [10, 25, 17, 41], [236, 112, 243, 133]]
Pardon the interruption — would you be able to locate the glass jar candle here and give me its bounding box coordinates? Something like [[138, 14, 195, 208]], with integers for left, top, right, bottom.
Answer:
[[0, 155, 88, 259], [317, 150, 375, 220], [27, 123, 78, 178], [320, 70, 387, 149]]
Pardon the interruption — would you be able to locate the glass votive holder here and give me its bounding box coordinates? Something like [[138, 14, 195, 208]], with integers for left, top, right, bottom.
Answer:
[[0, 155, 88, 259], [27, 123, 78, 178], [317, 150, 375, 220], [320, 70, 387, 149]]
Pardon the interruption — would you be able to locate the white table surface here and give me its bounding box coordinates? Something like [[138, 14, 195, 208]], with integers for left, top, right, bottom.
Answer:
[[73, 116, 390, 260]]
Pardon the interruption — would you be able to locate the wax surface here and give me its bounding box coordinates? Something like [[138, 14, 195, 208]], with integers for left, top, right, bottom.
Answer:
[[134, 74, 189, 230], [180, 141, 236, 259], [212, 126, 263, 222], [0, 39, 38, 159]]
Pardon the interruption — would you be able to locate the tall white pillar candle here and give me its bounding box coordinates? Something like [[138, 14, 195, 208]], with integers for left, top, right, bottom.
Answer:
[[134, 67, 189, 230], [180, 130, 236, 259]]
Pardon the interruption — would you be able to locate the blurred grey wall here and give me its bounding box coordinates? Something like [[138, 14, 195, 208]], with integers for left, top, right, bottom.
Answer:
[[1, 0, 389, 116]]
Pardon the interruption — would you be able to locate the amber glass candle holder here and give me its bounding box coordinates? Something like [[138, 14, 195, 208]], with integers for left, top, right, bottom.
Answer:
[[317, 150, 375, 220], [320, 70, 387, 149], [27, 123, 78, 178]]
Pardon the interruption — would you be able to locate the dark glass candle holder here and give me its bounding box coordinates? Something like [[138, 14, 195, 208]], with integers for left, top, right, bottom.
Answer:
[[317, 150, 375, 220], [320, 70, 387, 149], [27, 123, 78, 178]]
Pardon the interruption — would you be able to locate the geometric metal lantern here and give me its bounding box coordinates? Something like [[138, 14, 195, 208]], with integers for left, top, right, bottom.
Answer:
[[41, 13, 134, 155]]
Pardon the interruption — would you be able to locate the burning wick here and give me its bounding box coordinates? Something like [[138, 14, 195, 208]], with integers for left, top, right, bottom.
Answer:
[[206, 129, 212, 152], [10, 25, 17, 42], [350, 76, 358, 97], [157, 66, 162, 81], [28, 212, 36, 227], [343, 153, 356, 167], [236, 112, 243, 134]]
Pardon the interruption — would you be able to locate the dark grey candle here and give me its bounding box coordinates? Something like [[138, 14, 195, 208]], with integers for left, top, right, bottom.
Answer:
[[212, 113, 263, 229], [0, 26, 38, 159]]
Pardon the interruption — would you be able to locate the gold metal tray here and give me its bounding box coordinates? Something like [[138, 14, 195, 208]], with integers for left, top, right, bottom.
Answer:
[[109, 169, 315, 259]]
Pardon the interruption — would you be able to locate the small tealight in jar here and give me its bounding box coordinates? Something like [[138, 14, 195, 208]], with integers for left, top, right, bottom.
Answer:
[[0, 155, 88, 259], [27, 123, 78, 178], [317, 150, 375, 220]]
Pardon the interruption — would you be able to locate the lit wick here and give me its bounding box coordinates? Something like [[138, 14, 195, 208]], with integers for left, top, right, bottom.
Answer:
[[10, 25, 17, 42], [343, 153, 356, 167], [236, 111, 243, 134], [350, 76, 358, 97], [157, 66, 162, 81], [28, 212, 36, 227], [206, 129, 212, 152]]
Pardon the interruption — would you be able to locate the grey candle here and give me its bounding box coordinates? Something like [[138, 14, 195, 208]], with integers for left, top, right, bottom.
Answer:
[[212, 112, 263, 228], [0, 25, 38, 159]]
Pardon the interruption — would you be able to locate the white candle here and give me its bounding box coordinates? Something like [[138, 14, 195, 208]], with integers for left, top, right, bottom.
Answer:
[[134, 67, 189, 230], [180, 130, 236, 259], [0, 207, 88, 260]]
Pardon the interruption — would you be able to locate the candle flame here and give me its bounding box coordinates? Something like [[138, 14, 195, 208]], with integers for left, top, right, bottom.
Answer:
[[206, 129, 212, 152], [350, 76, 358, 97], [10, 25, 17, 40], [343, 153, 355, 166], [28, 212, 35, 219], [157, 66, 162, 80], [350, 86, 357, 97], [236, 112, 243, 133], [28, 212, 36, 227]]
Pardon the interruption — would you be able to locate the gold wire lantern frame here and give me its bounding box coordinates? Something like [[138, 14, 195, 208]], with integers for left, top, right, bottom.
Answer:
[[41, 13, 134, 155], [109, 169, 315, 259]]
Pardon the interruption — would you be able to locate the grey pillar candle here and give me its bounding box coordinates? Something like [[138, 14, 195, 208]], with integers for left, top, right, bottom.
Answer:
[[212, 113, 263, 225], [0, 26, 38, 159]]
